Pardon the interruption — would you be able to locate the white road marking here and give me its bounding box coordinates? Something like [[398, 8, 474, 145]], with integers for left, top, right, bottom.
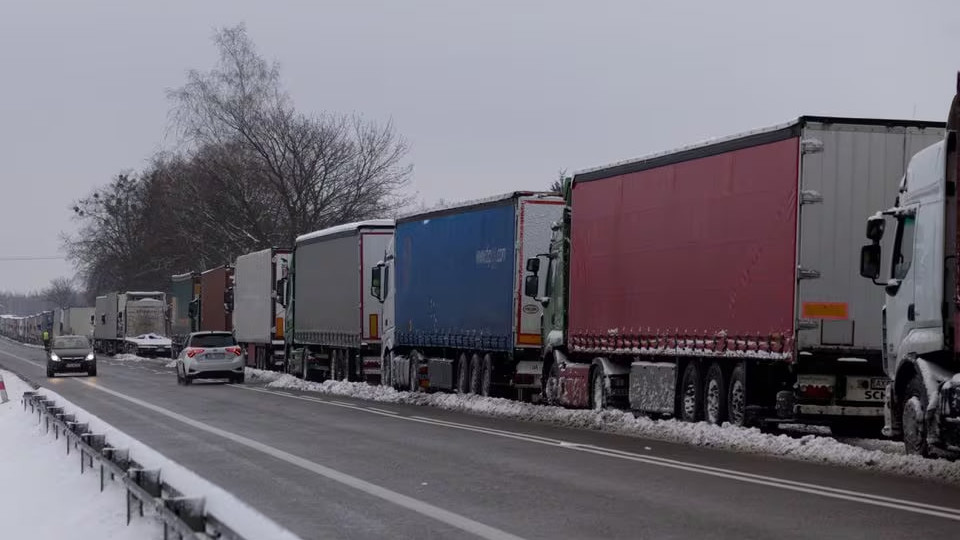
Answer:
[[4, 347, 960, 523], [0, 349, 523, 540], [366, 407, 398, 415], [231, 386, 960, 522]]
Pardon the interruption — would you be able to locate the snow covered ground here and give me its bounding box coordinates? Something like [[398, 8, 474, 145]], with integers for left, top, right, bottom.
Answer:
[[0, 370, 158, 539], [248, 369, 960, 485], [1, 369, 300, 540]]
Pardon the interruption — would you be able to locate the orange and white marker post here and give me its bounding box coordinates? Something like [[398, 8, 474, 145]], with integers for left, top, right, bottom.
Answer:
[[0, 373, 8, 404]]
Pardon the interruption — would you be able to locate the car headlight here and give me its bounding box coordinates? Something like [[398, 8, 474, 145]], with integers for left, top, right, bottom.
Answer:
[[86, 353, 95, 361], [50, 353, 59, 362]]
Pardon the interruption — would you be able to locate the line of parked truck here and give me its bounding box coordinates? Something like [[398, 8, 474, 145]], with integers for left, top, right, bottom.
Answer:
[[4, 77, 960, 458], [1, 307, 94, 344]]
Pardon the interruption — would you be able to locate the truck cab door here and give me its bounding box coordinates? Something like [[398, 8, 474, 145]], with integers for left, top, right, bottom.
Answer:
[[884, 208, 918, 364]]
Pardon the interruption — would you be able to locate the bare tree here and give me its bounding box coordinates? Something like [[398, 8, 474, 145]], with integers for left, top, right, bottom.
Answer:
[[42, 277, 78, 309], [169, 24, 413, 243], [550, 168, 569, 194]]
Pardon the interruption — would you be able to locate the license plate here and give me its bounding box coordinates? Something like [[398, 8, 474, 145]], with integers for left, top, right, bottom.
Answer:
[[846, 376, 886, 401], [204, 353, 225, 360], [66, 363, 81, 368]]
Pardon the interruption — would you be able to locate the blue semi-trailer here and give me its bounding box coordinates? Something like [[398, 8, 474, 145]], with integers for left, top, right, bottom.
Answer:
[[371, 192, 563, 399]]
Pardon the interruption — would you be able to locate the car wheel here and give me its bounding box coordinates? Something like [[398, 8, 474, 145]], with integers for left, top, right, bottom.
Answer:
[[46, 366, 54, 378], [184, 372, 193, 386], [234, 372, 245, 384], [703, 362, 728, 425], [88, 366, 97, 377], [176, 366, 183, 385], [680, 361, 703, 422]]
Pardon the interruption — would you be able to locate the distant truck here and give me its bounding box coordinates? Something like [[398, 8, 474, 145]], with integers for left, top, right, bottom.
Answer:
[[521, 116, 944, 436], [199, 265, 234, 333], [94, 291, 172, 356], [858, 75, 960, 456], [286, 221, 393, 383], [54, 307, 94, 338], [169, 272, 200, 352], [372, 193, 563, 398], [233, 248, 291, 370]]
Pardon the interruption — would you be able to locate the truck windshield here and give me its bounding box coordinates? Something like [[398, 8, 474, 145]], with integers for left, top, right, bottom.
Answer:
[[190, 334, 236, 348]]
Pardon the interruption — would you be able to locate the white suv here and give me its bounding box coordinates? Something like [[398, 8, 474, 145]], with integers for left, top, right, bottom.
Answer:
[[176, 331, 245, 385]]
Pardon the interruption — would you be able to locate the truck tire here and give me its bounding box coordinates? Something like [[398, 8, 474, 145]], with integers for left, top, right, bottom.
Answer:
[[409, 352, 422, 393], [543, 361, 560, 406], [902, 376, 930, 457], [480, 354, 493, 397], [590, 366, 607, 411], [469, 353, 483, 395], [728, 364, 746, 427], [680, 361, 703, 422], [381, 352, 392, 387], [704, 362, 728, 425], [456, 353, 470, 394]]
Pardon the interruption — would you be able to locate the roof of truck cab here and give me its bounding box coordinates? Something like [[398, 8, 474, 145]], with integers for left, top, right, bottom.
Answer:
[[574, 115, 947, 183], [296, 219, 395, 244]]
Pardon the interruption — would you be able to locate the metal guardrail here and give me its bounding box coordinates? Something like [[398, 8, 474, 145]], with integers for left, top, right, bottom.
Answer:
[[22, 391, 246, 540]]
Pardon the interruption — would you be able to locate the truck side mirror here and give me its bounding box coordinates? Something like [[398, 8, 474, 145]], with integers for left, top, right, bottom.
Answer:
[[275, 278, 287, 307], [224, 288, 234, 312], [526, 257, 540, 273], [524, 274, 539, 298], [371, 266, 383, 301], [859, 244, 882, 280], [866, 216, 886, 241]]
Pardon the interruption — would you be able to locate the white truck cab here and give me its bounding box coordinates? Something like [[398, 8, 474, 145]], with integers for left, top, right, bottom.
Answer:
[[860, 74, 960, 456]]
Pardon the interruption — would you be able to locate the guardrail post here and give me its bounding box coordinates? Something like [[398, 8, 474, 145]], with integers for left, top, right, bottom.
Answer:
[[22, 391, 34, 410], [129, 469, 161, 518], [164, 497, 206, 539]]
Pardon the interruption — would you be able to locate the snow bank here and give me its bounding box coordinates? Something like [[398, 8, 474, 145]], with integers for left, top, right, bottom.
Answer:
[[264, 375, 960, 485], [245, 367, 286, 384], [0, 370, 158, 539], [17, 374, 300, 540]]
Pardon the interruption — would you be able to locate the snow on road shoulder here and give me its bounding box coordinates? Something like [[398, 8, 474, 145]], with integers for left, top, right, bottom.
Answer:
[[262, 374, 960, 485], [20, 374, 301, 540], [0, 370, 158, 539], [245, 367, 285, 384]]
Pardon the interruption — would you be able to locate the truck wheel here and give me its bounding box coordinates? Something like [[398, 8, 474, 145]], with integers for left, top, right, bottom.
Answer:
[[456, 353, 470, 394], [590, 367, 607, 411], [408, 352, 421, 393], [381, 352, 392, 387], [704, 362, 728, 425], [728, 364, 746, 427], [469, 353, 483, 395], [680, 361, 703, 422], [480, 354, 493, 397], [902, 376, 930, 457], [543, 361, 560, 406]]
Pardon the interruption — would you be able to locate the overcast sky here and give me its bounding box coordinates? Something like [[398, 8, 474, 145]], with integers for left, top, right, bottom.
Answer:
[[1, 0, 957, 293]]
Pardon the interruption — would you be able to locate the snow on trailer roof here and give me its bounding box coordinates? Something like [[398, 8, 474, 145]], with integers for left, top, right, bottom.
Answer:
[[397, 191, 560, 222], [574, 115, 946, 183], [295, 219, 395, 244]]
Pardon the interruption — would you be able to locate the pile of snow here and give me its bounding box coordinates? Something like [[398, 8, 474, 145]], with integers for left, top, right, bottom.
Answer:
[[0, 370, 158, 539], [245, 367, 286, 384], [263, 374, 960, 485], [5, 372, 300, 540]]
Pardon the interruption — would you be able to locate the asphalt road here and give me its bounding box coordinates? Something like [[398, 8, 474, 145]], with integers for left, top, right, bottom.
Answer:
[[2, 338, 959, 540]]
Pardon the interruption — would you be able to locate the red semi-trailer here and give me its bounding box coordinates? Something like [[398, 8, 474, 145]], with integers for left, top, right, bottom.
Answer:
[[524, 116, 944, 434]]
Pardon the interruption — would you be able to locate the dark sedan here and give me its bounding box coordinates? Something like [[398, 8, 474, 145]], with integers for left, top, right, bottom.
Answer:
[[47, 335, 97, 377]]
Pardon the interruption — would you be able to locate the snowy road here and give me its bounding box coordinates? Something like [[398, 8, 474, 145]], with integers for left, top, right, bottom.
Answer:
[[2, 339, 959, 540]]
